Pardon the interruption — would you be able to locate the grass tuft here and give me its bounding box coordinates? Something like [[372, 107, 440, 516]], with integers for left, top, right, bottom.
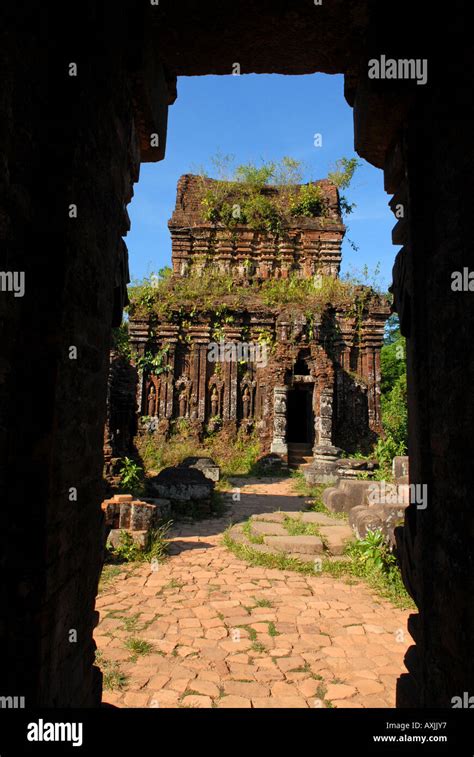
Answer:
[[124, 637, 156, 661], [223, 529, 414, 610]]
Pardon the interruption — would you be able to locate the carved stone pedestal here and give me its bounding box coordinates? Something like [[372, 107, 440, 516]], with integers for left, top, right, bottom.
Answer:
[[304, 444, 343, 484]]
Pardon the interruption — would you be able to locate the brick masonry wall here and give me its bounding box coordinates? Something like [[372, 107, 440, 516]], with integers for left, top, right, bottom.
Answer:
[[0, 2, 146, 706], [393, 60, 474, 707]]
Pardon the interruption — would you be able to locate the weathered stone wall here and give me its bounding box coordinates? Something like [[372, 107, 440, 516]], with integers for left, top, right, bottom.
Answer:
[[0, 2, 171, 706], [352, 0, 474, 707], [129, 305, 388, 459], [169, 175, 344, 279], [391, 63, 474, 707], [104, 351, 138, 486]]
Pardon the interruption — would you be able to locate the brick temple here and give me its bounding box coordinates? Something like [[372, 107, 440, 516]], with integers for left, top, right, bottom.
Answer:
[[121, 174, 390, 470]]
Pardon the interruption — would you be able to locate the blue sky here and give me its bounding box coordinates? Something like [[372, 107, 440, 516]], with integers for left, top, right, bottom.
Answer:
[[127, 73, 398, 291]]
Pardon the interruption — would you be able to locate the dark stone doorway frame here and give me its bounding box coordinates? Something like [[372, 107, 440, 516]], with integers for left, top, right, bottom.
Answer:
[[286, 383, 314, 445], [2, 0, 472, 710]]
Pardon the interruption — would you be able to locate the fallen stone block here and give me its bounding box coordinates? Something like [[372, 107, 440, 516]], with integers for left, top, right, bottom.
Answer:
[[336, 458, 377, 479], [322, 480, 373, 513], [102, 495, 160, 531], [349, 504, 406, 545], [141, 497, 172, 520], [107, 528, 147, 549], [180, 456, 220, 482], [257, 453, 287, 471], [148, 466, 214, 518]]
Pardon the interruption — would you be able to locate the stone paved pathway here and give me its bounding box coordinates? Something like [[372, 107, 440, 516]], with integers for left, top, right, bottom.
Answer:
[[95, 477, 409, 708]]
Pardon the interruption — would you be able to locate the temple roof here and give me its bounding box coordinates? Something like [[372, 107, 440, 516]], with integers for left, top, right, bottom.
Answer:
[[168, 174, 344, 231]]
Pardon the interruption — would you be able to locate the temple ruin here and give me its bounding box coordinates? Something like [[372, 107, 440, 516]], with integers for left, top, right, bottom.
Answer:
[[122, 174, 390, 470]]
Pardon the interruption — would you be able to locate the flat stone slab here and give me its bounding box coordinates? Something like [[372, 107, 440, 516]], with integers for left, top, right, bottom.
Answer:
[[228, 524, 247, 544], [319, 525, 354, 555], [229, 507, 355, 559], [248, 543, 278, 555], [299, 512, 341, 526], [284, 551, 351, 565], [286, 552, 317, 564], [252, 512, 287, 524], [251, 521, 288, 537], [264, 535, 324, 555]]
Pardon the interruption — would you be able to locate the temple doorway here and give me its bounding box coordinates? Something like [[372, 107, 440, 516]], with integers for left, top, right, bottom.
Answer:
[[286, 384, 314, 445]]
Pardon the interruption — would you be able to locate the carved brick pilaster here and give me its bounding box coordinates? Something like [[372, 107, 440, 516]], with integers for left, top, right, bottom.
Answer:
[[270, 386, 288, 456]]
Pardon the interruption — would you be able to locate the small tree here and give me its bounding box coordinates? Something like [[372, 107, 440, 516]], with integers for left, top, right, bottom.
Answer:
[[327, 157, 361, 215]]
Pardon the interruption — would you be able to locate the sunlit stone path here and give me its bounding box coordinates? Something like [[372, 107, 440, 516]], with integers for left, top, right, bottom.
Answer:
[[95, 477, 409, 708]]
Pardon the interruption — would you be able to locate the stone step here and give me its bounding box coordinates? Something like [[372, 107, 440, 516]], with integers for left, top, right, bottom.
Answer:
[[244, 542, 276, 556], [228, 513, 355, 561], [288, 457, 313, 465], [251, 521, 288, 537], [264, 534, 325, 555], [228, 524, 247, 544], [252, 512, 287, 523], [286, 552, 353, 565], [284, 511, 342, 526], [319, 525, 354, 555]]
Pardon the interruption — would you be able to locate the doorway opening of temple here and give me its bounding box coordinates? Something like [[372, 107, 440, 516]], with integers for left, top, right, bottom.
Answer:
[[287, 385, 314, 445]]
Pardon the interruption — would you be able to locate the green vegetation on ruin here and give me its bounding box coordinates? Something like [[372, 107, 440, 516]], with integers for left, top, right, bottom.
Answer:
[[378, 315, 408, 465], [136, 424, 263, 483], [125, 155, 373, 324], [127, 266, 385, 324], [282, 515, 321, 537], [349, 314, 408, 480], [105, 522, 172, 565], [196, 154, 360, 234]]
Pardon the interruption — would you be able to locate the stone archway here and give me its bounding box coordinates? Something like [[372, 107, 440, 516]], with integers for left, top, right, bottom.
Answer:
[[2, 0, 473, 708]]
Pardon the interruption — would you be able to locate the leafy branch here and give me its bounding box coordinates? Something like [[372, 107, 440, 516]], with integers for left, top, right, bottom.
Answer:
[[135, 344, 170, 374]]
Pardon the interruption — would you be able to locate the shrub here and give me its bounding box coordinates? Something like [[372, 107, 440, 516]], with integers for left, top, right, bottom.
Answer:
[[377, 372, 408, 468], [347, 528, 396, 573], [118, 456, 144, 496], [289, 182, 325, 217], [196, 154, 359, 233], [107, 521, 172, 564], [111, 322, 131, 360]]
